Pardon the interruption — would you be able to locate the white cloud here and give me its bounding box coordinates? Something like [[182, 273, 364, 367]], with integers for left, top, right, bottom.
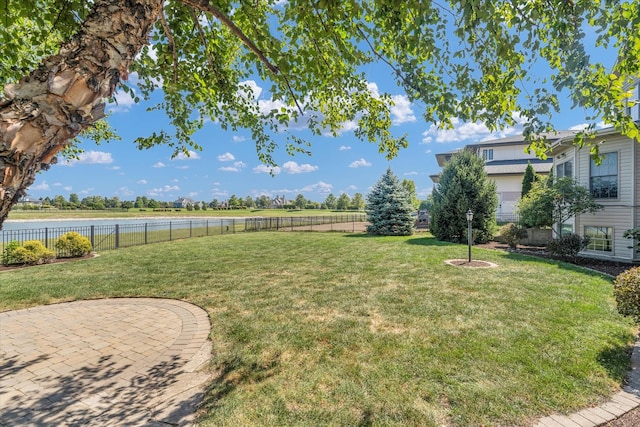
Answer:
[[349, 158, 371, 168], [53, 182, 62, 187], [347, 185, 358, 191], [233, 135, 246, 143], [173, 150, 201, 160], [63, 186, 72, 192], [421, 117, 522, 144], [176, 165, 190, 170], [217, 152, 235, 162], [153, 162, 166, 168], [108, 88, 136, 112], [219, 161, 246, 172], [404, 172, 419, 176], [108, 166, 121, 170], [30, 181, 50, 191], [339, 146, 351, 151], [147, 185, 180, 197], [282, 161, 318, 174], [301, 181, 333, 193], [63, 150, 114, 166], [211, 187, 228, 197], [137, 179, 148, 185], [118, 186, 135, 197], [239, 80, 263, 101], [253, 164, 281, 174], [390, 94, 416, 125], [188, 191, 199, 198], [568, 121, 607, 131]]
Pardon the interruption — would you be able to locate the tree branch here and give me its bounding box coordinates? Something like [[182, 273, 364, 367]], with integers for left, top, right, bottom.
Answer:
[[159, 7, 178, 84], [189, 9, 218, 79], [180, 0, 279, 75], [179, 0, 303, 114]]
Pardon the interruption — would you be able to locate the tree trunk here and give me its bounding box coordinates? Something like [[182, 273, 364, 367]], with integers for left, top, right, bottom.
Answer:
[[0, 0, 163, 228]]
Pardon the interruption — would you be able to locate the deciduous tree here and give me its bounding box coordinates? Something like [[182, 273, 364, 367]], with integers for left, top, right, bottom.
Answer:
[[2, 0, 638, 227]]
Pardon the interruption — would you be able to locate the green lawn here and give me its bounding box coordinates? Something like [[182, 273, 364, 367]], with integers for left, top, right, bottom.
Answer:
[[0, 232, 635, 426]]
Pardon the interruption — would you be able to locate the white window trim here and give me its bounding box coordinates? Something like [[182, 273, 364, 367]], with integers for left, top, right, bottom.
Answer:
[[583, 225, 615, 254], [589, 150, 620, 200]]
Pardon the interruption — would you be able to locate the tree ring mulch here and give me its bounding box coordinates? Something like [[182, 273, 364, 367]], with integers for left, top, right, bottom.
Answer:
[[444, 259, 497, 268]]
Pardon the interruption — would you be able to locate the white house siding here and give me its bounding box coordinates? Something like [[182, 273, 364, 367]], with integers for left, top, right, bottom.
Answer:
[[488, 144, 541, 162], [571, 134, 636, 262], [491, 175, 525, 217]]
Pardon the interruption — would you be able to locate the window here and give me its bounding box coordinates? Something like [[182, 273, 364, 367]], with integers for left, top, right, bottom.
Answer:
[[585, 226, 613, 252], [590, 152, 618, 198], [556, 160, 572, 179], [560, 224, 573, 236], [482, 149, 493, 160]]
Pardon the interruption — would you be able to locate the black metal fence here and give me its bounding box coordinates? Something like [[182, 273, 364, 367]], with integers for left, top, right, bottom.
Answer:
[[2, 215, 368, 257]]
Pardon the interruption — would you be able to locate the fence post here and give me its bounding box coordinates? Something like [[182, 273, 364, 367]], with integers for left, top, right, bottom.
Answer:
[[232, 219, 236, 233], [115, 224, 120, 249], [90, 225, 95, 249], [190, 220, 192, 238], [206, 220, 209, 236], [221, 219, 223, 235], [169, 222, 172, 241], [144, 223, 148, 245]]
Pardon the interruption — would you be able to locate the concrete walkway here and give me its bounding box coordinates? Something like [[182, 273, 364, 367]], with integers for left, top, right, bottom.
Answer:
[[0, 298, 212, 426]]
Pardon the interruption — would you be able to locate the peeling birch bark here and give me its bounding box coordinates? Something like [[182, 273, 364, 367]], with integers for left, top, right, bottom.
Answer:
[[0, 0, 163, 228]]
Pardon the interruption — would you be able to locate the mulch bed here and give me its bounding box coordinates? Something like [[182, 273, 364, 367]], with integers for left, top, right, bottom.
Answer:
[[477, 241, 637, 277], [0, 254, 96, 272]]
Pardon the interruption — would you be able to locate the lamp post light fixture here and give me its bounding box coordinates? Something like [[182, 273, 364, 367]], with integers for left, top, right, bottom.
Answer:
[[466, 209, 473, 263]]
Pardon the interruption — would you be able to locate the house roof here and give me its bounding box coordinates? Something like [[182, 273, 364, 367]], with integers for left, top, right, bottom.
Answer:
[[548, 126, 621, 156], [430, 159, 552, 183], [465, 130, 576, 148]]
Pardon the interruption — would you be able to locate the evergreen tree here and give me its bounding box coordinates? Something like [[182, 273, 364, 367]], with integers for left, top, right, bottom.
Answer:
[[521, 162, 537, 197], [431, 149, 497, 243], [366, 168, 414, 236]]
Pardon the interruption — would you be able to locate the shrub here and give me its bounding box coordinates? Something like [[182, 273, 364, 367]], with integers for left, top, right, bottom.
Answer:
[[11, 240, 55, 265], [613, 267, 640, 323], [499, 223, 528, 249], [55, 232, 93, 258], [2, 241, 21, 265], [546, 233, 590, 260]]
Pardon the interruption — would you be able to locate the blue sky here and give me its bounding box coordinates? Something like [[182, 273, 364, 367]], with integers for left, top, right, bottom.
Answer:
[[26, 28, 615, 205]]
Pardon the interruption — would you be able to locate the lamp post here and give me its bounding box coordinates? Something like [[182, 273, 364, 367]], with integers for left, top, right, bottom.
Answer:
[[466, 209, 473, 263]]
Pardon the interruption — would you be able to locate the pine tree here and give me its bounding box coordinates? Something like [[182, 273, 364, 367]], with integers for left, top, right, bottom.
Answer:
[[521, 162, 537, 197], [366, 168, 415, 236], [431, 149, 498, 243]]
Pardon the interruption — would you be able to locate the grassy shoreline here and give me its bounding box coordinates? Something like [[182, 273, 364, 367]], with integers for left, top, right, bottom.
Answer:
[[0, 232, 634, 426], [7, 208, 364, 221]]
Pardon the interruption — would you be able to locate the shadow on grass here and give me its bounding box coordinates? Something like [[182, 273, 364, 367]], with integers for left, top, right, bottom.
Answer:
[[406, 236, 455, 247], [596, 336, 637, 384], [487, 249, 614, 278], [198, 354, 280, 414]]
